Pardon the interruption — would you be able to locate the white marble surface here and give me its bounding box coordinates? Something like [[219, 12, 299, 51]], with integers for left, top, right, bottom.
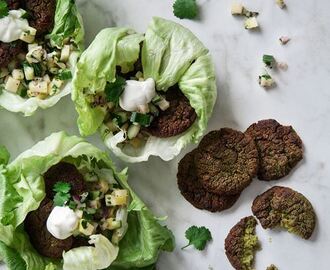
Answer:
[[1, 0, 330, 269]]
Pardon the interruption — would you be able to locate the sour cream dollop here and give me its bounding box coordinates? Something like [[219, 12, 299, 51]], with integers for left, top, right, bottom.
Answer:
[[0, 9, 29, 43], [46, 206, 79, 240], [119, 78, 156, 112]]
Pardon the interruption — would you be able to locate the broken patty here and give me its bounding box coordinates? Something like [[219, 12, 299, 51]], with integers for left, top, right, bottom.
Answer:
[[225, 216, 259, 270], [43, 162, 86, 199], [0, 41, 25, 68], [252, 186, 316, 239], [194, 128, 259, 195], [26, 0, 56, 35], [147, 86, 197, 138], [24, 198, 74, 259], [245, 119, 303, 181], [177, 149, 240, 212]]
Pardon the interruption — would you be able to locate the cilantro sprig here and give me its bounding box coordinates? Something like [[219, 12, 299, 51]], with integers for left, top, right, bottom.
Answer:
[[105, 76, 126, 104], [0, 1, 9, 19], [182, 226, 212, 250], [173, 0, 199, 20], [53, 181, 72, 206]]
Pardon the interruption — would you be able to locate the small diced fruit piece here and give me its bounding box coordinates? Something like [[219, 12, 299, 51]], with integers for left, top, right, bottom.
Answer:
[[157, 99, 170, 111], [103, 218, 122, 230], [78, 220, 95, 236], [127, 124, 141, 140], [5, 76, 20, 93], [20, 32, 35, 43], [279, 36, 290, 45], [26, 26, 37, 36], [259, 75, 275, 88], [26, 46, 46, 63], [99, 180, 110, 194], [28, 43, 38, 51], [231, 3, 244, 15], [43, 74, 51, 83], [60, 45, 71, 62], [276, 0, 286, 8], [244, 17, 259, 29], [0, 68, 9, 78], [105, 189, 128, 206], [12, 69, 25, 80], [23, 65, 35, 80], [29, 79, 48, 94]]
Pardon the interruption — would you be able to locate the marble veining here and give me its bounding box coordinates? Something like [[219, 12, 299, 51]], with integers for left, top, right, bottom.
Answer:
[[0, 0, 329, 269]]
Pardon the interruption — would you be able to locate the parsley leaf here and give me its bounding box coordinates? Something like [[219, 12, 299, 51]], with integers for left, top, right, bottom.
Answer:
[[0, 1, 8, 19], [104, 76, 126, 104], [173, 0, 199, 20], [182, 226, 212, 250], [53, 181, 71, 206]]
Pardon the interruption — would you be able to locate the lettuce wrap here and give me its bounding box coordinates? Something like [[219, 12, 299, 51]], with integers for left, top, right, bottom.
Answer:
[[0, 132, 174, 270], [73, 17, 216, 162], [0, 0, 84, 116]]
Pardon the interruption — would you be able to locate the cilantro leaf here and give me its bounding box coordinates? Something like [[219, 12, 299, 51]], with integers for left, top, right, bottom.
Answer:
[[104, 76, 126, 104], [173, 0, 199, 20], [53, 181, 71, 193], [0, 1, 8, 19], [182, 226, 212, 250], [53, 192, 71, 206], [53, 181, 71, 206]]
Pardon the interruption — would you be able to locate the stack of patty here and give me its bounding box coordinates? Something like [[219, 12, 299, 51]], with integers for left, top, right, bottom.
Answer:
[[0, 0, 56, 68], [177, 119, 303, 212]]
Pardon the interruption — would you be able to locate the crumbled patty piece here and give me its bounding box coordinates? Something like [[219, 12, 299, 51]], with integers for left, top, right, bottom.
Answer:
[[252, 186, 316, 239], [147, 86, 197, 137], [177, 149, 240, 212], [24, 198, 73, 259], [0, 41, 25, 68], [245, 119, 303, 181], [225, 216, 259, 270], [266, 264, 278, 270], [194, 128, 259, 195], [26, 0, 56, 35], [44, 162, 86, 198]]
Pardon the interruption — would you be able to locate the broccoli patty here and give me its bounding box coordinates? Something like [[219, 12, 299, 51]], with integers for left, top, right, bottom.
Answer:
[[225, 216, 259, 270], [0, 41, 25, 68], [252, 186, 316, 239], [245, 119, 303, 181], [26, 0, 56, 35], [44, 162, 86, 199], [177, 149, 240, 212], [146, 86, 197, 137], [24, 198, 74, 259], [194, 128, 259, 195]]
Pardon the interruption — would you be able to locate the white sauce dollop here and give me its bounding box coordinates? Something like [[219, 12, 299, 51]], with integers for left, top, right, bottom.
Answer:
[[46, 206, 79, 240], [0, 9, 29, 43], [119, 78, 156, 112]]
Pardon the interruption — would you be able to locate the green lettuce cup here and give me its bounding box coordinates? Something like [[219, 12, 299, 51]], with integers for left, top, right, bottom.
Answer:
[[0, 0, 84, 116], [73, 17, 217, 163], [0, 132, 174, 270]]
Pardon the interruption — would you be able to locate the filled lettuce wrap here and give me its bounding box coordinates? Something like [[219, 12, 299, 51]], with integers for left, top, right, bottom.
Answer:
[[0, 0, 84, 116], [0, 132, 174, 270], [73, 17, 217, 162]]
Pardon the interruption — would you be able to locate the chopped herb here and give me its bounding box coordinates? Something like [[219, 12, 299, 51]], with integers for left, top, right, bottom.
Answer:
[[263, 54, 276, 68], [53, 181, 71, 206], [104, 76, 126, 104], [0, 1, 9, 19], [21, 11, 31, 19], [173, 0, 198, 20], [68, 200, 78, 210], [82, 211, 93, 221], [81, 220, 88, 229], [182, 226, 212, 251], [57, 69, 72, 80], [242, 7, 259, 18], [30, 63, 43, 77], [130, 112, 153, 127]]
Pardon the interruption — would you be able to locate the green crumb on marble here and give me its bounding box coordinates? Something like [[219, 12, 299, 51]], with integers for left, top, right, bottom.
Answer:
[[266, 264, 278, 270]]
